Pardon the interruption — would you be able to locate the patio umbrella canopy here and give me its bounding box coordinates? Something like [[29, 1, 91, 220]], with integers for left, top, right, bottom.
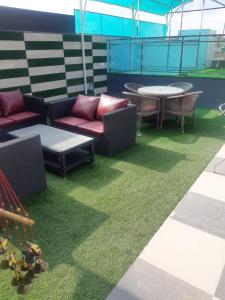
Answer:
[[89, 0, 192, 15]]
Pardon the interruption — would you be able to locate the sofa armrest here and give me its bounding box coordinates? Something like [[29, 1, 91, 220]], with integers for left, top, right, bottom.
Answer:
[[0, 134, 47, 200], [48, 97, 75, 123], [103, 104, 137, 155], [23, 94, 46, 123]]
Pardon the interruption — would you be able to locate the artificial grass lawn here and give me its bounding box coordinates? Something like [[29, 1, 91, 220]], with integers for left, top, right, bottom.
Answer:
[[182, 68, 225, 79], [1, 109, 225, 300]]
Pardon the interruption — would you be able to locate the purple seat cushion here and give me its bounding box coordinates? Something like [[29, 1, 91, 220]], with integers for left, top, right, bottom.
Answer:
[[8, 111, 40, 124], [0, 89, 26, 116], [96, 94, 128, 121], [70, 94, 100, 121], [77, 121, 104, 137], [54, 116, 89, 129], [0, 117, 14, 128]]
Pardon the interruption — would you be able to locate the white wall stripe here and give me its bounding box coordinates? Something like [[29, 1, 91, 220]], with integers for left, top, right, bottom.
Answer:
[[93, 49, 107, 57], [63, 42, 92, 50], [44, 94, 68, 102], [65, 56, 93, 65], [24, 32, 63, 42], [94, 75, 107, 82], [0, 59, 28, 70], [92, 36, 106, 43], [0, 41, 25, 51], [31, 80, 67, 92], [94, 62, 107, 69], [94, 87, 107, 95], [67, 84, 84, 94], [26, 50, 64, 59], [29, 65, 66, 76], [0, 77, 30, 89], [66, 69, 93, 80]]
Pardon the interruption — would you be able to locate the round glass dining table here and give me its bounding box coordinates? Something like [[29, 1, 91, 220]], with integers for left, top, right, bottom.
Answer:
[[138, 86, 184, 97]]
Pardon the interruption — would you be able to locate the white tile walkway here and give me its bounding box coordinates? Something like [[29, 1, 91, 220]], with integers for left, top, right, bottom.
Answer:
[[107, 145, 225, 300]]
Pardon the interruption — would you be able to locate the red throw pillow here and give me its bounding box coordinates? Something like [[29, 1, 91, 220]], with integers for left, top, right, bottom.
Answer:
[[70, 94, 100, 121], [0, 89, 26, 116], [97, 94, 128, 120]]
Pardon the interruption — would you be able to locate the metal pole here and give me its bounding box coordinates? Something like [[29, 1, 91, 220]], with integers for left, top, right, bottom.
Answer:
[[179, 37, 184, 76], [179, 0, 184, 36], [196, 0, 205, 67], [137, 0, 140, 38], [141, 38, 144, 73], [166, 0, 174, 72], [80, 0, 88, 94]]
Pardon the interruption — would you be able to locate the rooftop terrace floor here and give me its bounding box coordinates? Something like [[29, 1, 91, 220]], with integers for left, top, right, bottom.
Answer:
[[1, 109, 225, 300]]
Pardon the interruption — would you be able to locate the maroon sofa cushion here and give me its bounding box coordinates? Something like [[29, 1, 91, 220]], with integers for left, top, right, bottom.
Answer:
[[70, 94, 100, 121], [55, 116, 88, 129], [97, 94, 128, 120], [0, 117, 14, 128], [77, 121, 104, 137], [0, 89, 26, 116], [8, 111, 40, 124]]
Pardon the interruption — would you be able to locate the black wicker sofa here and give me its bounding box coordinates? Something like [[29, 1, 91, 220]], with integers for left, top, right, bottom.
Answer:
[[49, 94, 137, 156]]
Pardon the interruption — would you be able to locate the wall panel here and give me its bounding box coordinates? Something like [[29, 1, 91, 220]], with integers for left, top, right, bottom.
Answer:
[[0, 31, 107, 102]]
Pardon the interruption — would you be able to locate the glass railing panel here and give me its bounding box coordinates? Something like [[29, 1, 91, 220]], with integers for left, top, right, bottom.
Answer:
[[107, 34, 225, 79]]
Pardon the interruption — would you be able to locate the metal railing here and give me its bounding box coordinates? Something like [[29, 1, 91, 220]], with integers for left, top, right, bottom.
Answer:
[[107, 34, 225, 79]]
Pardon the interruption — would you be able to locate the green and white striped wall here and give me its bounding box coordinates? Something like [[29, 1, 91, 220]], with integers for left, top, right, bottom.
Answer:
[[0, 31, 107, 102]]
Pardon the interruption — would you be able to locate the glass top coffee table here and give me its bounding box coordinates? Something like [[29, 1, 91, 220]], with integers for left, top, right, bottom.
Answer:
[[138, 86, 184, 97], [10, 124, 95, 177]]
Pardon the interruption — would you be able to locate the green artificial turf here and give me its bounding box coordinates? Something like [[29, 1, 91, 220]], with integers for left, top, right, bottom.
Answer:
[[182, 68, 225, 79], [0, 109, 225, 300]]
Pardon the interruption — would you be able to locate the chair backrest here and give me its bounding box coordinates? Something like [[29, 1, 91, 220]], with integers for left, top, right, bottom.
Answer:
[[169, 82, 193, 92], [219, 103, 225, 116], [123, 91, 159, 114], [165, 91, 203, 113], [124, 83, 144, 94]]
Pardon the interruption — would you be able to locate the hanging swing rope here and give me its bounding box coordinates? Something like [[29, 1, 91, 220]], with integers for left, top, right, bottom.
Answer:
[[0, 209, 35, 226], [0, 169, 48, 294]]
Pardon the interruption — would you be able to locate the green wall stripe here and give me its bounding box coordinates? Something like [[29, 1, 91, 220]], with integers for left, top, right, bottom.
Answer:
[[28, 58, 65, 67], [63, 34, 92, 42], [0, 50, 26, 60], [94, 68, 107, 76], [30, 73, 66, 84], [65, 63, 93, 72], [93, 43, 107, 50], [0, 31, 24, 41], [93, 56, 107, 63], [94, 81, 107, 88], [33, 87, 67, 98], [0, 85, 31, 94], [64, 49, 92, 57], [0, 68, 29, 79], [25, 41, 63, 50], [67, 76, 93, 87], [67, 78, 83, 86]]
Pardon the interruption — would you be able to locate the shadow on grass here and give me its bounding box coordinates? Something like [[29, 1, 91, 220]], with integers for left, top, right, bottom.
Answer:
[[24, 191, 109, 268], [116, 142, 187, 172], [71, 260, 114, 300], [145, 110, 225, 145]]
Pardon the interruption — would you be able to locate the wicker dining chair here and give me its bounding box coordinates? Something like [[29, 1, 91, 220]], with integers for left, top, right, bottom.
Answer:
[[219, 103, 225, 116], [169, 82, 193, 92], [123, 91, 160, 136], [160, 91, 203, 134], [124, 83, 145, 94]]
